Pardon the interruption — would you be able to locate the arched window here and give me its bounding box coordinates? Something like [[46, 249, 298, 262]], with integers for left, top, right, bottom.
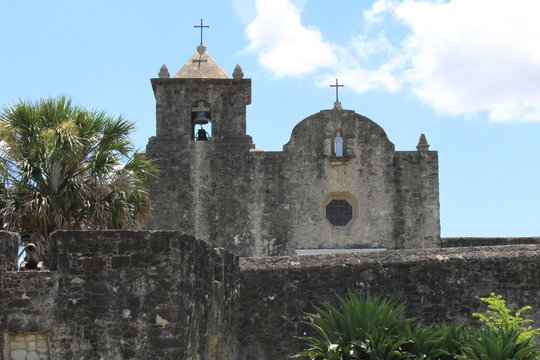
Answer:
[[334, 131, 344, 157], [191, 100, 212, 141]]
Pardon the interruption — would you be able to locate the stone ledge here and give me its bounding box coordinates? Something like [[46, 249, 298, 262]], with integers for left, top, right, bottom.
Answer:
[[240, 244, 540, 271], [442, 237, 540, 247]]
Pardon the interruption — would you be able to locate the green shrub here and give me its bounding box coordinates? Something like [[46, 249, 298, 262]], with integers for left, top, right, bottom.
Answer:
[[472, 292, 540, 343], [295, 290, 461, 359], [400, 322, 463, 359], [294, 290, 413, 359], [457, 327, 540, 360], [295, 291, 540, 360]]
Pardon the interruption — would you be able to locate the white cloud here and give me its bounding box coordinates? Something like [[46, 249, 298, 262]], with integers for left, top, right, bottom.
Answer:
[[243, 0, 540, 122], [353, 0, 540, 122], [393, 0, 540, 122], [317, 35, 405, 94], [233, 0, 257, 24], [346, 32, 406, 93], [363, 0, 395, 25], [243, 0, 337, 78]]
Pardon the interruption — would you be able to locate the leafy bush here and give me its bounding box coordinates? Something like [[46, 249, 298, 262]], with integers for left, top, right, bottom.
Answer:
[[400, 322, 463, 359], [457, 327, 540, 360], [473, 292, 540, 343], [295, 291, 540, 360], [295, 290, 458, 360], [295, 290, 412, 359]]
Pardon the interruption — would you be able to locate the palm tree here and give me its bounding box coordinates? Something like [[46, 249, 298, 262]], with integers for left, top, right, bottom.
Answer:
[[0, 96, 158, 252]]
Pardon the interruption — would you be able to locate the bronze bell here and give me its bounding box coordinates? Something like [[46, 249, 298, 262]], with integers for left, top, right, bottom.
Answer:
[[196, 127, 209, 141], [193, 111, 210, 125]]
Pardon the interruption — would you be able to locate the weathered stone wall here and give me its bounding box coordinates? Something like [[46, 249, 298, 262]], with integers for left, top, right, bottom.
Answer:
[[3, 231, 540, 360], [4, 331, 51, 360], [143, 151, 290, 256], [145, 109, 440, 256], [0, 232, 18, 273], [238, 245, 540, 360], [282, 110, 398, 251], [0, 231, 239, 360], [148, 78, 253, 151], [442, 237, 540, 247], [393, 151, 440, 249]]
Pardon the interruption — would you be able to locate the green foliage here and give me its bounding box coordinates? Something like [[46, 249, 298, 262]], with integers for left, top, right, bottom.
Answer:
[[431, 323, 470, 359], [295, 290, 413, 359], [457, 327, 540, 360], [295, 290, 463, 360], [0, 96, 158, 241], [295, 291, 540, 360], [472, 292, 540, 343], [400, 322, 461, 359]]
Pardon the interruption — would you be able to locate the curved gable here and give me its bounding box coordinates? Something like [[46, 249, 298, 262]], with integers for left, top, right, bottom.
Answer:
[[283, 110, 395, 155], [283, 110, 395, 157]]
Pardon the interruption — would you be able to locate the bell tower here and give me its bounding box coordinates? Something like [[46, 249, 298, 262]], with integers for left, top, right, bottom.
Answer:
[[146, 24, 254, 153]]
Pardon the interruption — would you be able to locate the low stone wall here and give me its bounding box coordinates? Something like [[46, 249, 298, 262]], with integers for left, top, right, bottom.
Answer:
[[442, 237, 540, 247], [238, 245, 540, 360], [0, 231, 239, 360], [0, 232, 19, 273], [3, 231, 540, 360]]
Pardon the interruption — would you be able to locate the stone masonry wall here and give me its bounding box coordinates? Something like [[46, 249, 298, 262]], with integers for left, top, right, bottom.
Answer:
[[0, 231, 239, 360], [145, 109, 441, 256], [238, 245, 540, 360], [150, 78, 251, 142], [0, 232, 18, 273], [4, 332, 51, 360], [442, 237, 540, 247], [393, 151, 440, 249], [3, 230, 540, 360]]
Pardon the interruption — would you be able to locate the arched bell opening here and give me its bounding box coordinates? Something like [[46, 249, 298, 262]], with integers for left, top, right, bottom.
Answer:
[[191, 100, 212, 141]]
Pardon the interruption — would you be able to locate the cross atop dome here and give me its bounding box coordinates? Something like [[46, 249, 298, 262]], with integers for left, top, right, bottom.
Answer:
[[172, 19, 229, 79], [194, 19, 209, 45]]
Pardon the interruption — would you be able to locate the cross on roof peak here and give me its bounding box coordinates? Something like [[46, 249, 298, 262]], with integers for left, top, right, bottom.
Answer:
[[330, 79, 344, 102], [194, 18, 209, 45]]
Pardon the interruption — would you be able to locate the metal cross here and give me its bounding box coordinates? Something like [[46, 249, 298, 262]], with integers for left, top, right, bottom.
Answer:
[[194, 18, 209, 45], [330, 79, 344, 102], [192, 56, 208, 67]]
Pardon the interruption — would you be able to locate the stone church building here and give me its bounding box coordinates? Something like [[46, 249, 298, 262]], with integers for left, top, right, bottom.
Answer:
[[2, 35, 540, 360], [143, 43, 441, 256]]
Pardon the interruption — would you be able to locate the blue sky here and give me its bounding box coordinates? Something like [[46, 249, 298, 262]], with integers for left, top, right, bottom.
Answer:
[[0, 0, 538, 237]]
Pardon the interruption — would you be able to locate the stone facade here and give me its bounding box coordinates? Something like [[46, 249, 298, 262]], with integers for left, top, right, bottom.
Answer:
[[0, 231, 238, 360], [2, 231, 539, 360], [143, 46, 440, 256], [147, 78, 254, 151], [0, 232, 18, 273], [239, 244, 540, 360]]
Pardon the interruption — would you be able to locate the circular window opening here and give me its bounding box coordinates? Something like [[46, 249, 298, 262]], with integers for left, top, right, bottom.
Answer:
[[326, 199, 353, 226]]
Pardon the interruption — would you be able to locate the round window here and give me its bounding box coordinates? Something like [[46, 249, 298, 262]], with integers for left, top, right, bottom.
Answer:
[[325, 199, 353, 226]]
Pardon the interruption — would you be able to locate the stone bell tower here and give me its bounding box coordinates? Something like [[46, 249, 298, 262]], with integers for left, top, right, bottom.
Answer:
[[146, 41, 254, 152], [145, 23, 439, 255]]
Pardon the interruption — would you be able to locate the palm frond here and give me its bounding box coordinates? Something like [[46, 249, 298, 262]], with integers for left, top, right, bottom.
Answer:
[[0, 96, 158, 238]]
